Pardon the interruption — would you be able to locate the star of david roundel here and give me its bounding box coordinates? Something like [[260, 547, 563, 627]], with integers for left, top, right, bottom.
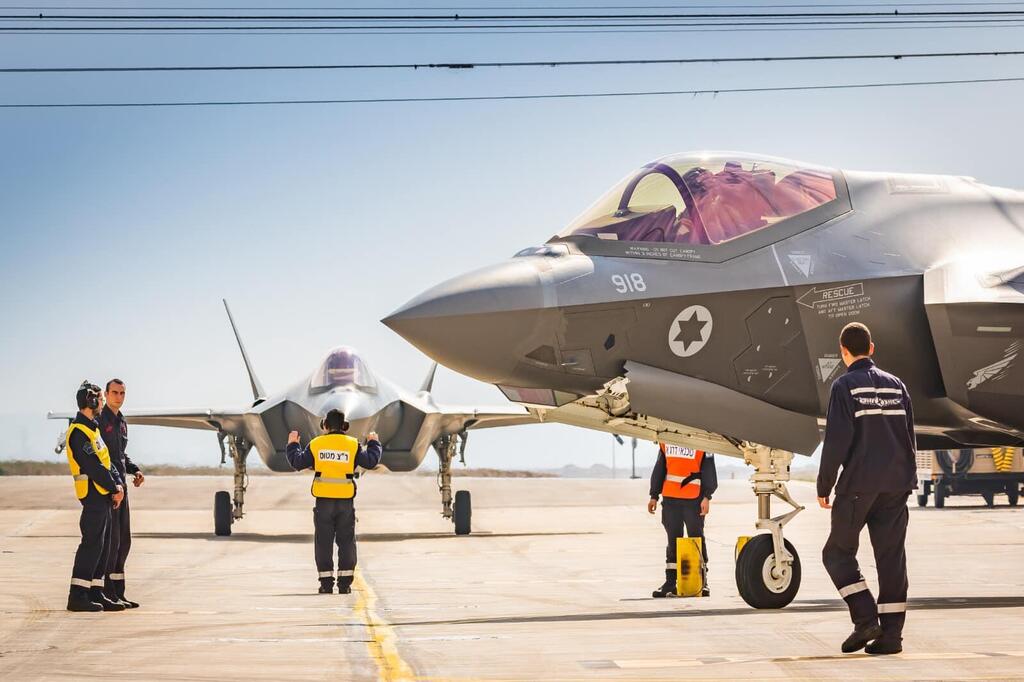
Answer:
[[668, 305, 713, 358]]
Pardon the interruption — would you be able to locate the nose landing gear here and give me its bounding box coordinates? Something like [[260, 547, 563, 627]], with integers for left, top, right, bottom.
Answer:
[[735, 442, 804, 609], [436, 432, 472, 535]]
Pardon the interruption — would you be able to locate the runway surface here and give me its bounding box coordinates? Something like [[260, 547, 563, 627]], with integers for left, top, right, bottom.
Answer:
[[2, 473, 1024, 680]]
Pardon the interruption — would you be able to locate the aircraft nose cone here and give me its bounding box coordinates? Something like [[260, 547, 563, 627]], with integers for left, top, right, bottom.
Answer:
[[383, 260, 549, 384]]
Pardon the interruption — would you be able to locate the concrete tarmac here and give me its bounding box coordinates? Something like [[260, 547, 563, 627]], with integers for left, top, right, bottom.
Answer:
[[2, 473, 1024, 681]]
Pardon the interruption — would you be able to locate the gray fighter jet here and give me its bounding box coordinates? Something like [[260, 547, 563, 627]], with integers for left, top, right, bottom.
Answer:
[[385, 151, 1024, 608], [50, 301, 533, 536]]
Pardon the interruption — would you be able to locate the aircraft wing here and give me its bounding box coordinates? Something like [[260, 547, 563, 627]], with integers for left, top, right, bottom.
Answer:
[[433, 403, 538, 433], [47, 408, 246, 432]]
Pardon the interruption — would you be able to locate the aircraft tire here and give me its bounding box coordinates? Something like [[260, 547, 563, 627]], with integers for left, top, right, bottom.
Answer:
[[214, 490, 233, 537], [916, 493, 928, 507], [1008, 487, 1020, 507], [735, 534, 801, 609], [934, 484, 946, 509], [453, 490, 472, 536]]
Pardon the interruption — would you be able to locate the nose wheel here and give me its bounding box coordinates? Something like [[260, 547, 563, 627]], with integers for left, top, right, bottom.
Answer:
[[735, 443, 804, 609], [436, 433, 472, 535]]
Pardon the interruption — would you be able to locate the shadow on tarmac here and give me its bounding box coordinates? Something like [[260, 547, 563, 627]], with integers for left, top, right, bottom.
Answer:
[[378, 595, 1024, 628], [124, 530, 599, 543]]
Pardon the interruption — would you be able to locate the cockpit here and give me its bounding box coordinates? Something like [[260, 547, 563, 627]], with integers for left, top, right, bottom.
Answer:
[[551, 152, 847, 261], [310, 346, 377, 392]]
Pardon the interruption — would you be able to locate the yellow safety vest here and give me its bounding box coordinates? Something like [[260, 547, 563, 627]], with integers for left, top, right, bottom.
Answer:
[[310, 433, 358, 499], [66, 422, 113, 499]]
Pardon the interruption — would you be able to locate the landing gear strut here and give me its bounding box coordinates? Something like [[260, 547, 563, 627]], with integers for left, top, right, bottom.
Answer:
[[215, 432, 252, 537], [735, 442, 804, 608], [436, 432, 471, 535]]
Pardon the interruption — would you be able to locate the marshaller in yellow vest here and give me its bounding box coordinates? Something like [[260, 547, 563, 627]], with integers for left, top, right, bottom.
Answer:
[[64, 381, 127, 613], [286, 408, 382, 594]]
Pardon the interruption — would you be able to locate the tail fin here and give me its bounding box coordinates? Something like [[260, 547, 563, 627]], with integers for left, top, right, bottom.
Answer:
[[419, 362, 439, 393], [223, 299, 266, 402]]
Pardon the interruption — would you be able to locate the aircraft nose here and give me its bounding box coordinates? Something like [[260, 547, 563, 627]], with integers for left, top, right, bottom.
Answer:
[[383, 260, 549, 384]]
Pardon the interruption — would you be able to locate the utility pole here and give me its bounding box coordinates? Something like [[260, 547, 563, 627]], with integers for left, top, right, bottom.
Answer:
[[612, 434, 624, 479]]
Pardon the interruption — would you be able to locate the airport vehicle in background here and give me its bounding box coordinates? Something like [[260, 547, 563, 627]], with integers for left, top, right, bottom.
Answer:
[[51, 301, 533, 537], [917, 447, 1024, 508], [386, 151, 1024, 609]]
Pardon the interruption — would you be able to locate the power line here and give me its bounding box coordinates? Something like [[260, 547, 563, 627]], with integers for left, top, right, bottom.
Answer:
[[1, 75, 1020, 108], [5, 18, 1024, 32], [3, 48, 1022, 74], [6, 9, 1024, 19]]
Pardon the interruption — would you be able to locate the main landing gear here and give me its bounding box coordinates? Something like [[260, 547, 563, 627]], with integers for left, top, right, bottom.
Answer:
[[435, 432, 472, 535], [734, 442, 804, 609], [215, 433, 253, 537]]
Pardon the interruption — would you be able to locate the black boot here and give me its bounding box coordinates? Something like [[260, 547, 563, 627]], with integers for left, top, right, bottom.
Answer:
[[112, 580, 139, 609], [67, 586, 102, 612], [318, 578, 335, 594], [90, 587, 126, 612], [865, 637, 903, 655], [652, 579, 677, 598], [338, 583, 352, 595], [841, 622, 882, 653]]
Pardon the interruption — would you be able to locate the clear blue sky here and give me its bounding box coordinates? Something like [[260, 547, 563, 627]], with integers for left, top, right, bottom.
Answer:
[[2, 1, 1022, 470]]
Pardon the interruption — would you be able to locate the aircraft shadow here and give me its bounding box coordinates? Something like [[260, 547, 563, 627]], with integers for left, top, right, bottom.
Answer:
[[129, 530, 597, 543], [382, 595, 1024, 628]]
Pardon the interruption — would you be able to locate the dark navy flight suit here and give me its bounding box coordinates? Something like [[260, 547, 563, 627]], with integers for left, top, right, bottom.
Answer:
[[99, 405, 140, 600], [286, 435, 382, 589], [818, 357, 917, 643], [67, 413, 123, 595], [650, 447, 718, 587]]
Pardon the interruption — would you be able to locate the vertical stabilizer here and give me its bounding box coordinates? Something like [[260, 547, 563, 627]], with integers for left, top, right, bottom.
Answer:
[[223, 299, 266, 401], [419, 362, 439, 393]]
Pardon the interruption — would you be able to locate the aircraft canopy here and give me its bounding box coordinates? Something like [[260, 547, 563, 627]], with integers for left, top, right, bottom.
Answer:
[[557, 152, 840, 247], [310, 346, 376, 391]]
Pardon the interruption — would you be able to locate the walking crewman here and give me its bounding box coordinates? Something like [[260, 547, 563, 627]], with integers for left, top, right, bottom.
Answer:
[[286, 409, 382, 594], [99, 378, 144, 608], [648, 442, 717, 598], [819, 322, 917, 655], [65, 381, 126, 612]]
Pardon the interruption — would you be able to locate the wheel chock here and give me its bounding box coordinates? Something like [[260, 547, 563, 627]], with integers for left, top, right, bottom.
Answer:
[[735, 535, 752, 562], [676, 537, 705, 598]]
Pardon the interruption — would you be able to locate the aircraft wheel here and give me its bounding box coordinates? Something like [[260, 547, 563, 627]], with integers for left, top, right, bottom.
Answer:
[[214, 490, 233, 536], [934, 484, 946, 509], [735, 534, 801, 609], [916, 493, 928, 508], [453, 490, 472, 536], [1008, 487, 1020, 507]]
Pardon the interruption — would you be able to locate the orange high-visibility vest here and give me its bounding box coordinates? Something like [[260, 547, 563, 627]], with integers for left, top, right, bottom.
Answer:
[[660, 443, 704, 500]]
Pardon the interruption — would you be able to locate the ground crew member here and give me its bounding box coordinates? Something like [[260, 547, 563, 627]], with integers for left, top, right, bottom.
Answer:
[[65, 381, 126, 612], [648, 442, 717, 598], [286, 409, 382, 594], [99, 378, 144, 609], [818, 322, 917, 655]]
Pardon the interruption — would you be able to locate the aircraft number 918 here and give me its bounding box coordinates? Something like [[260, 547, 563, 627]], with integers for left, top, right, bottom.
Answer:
[[611, 273, 647, 294]]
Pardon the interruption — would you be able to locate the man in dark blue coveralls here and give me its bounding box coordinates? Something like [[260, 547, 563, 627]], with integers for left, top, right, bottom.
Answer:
[[818, 322, 917, 656], [286, 409, 382, 594]]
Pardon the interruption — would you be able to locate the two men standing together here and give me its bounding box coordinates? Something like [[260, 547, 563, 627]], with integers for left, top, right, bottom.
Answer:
[[65, 380, 144, 612]]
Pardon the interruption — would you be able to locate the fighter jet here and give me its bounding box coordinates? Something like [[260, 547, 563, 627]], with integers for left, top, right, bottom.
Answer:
[[50, 301, 533, 537], [384, 151, 1024, 608]]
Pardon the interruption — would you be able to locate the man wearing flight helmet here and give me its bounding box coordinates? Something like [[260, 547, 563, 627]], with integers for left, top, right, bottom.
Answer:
[[286, 409, 382, 594], [64, 381, 126, 612]]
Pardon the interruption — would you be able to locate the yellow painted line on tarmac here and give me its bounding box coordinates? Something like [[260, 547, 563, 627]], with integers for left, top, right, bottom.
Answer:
[[353, 569, 415, 682]]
